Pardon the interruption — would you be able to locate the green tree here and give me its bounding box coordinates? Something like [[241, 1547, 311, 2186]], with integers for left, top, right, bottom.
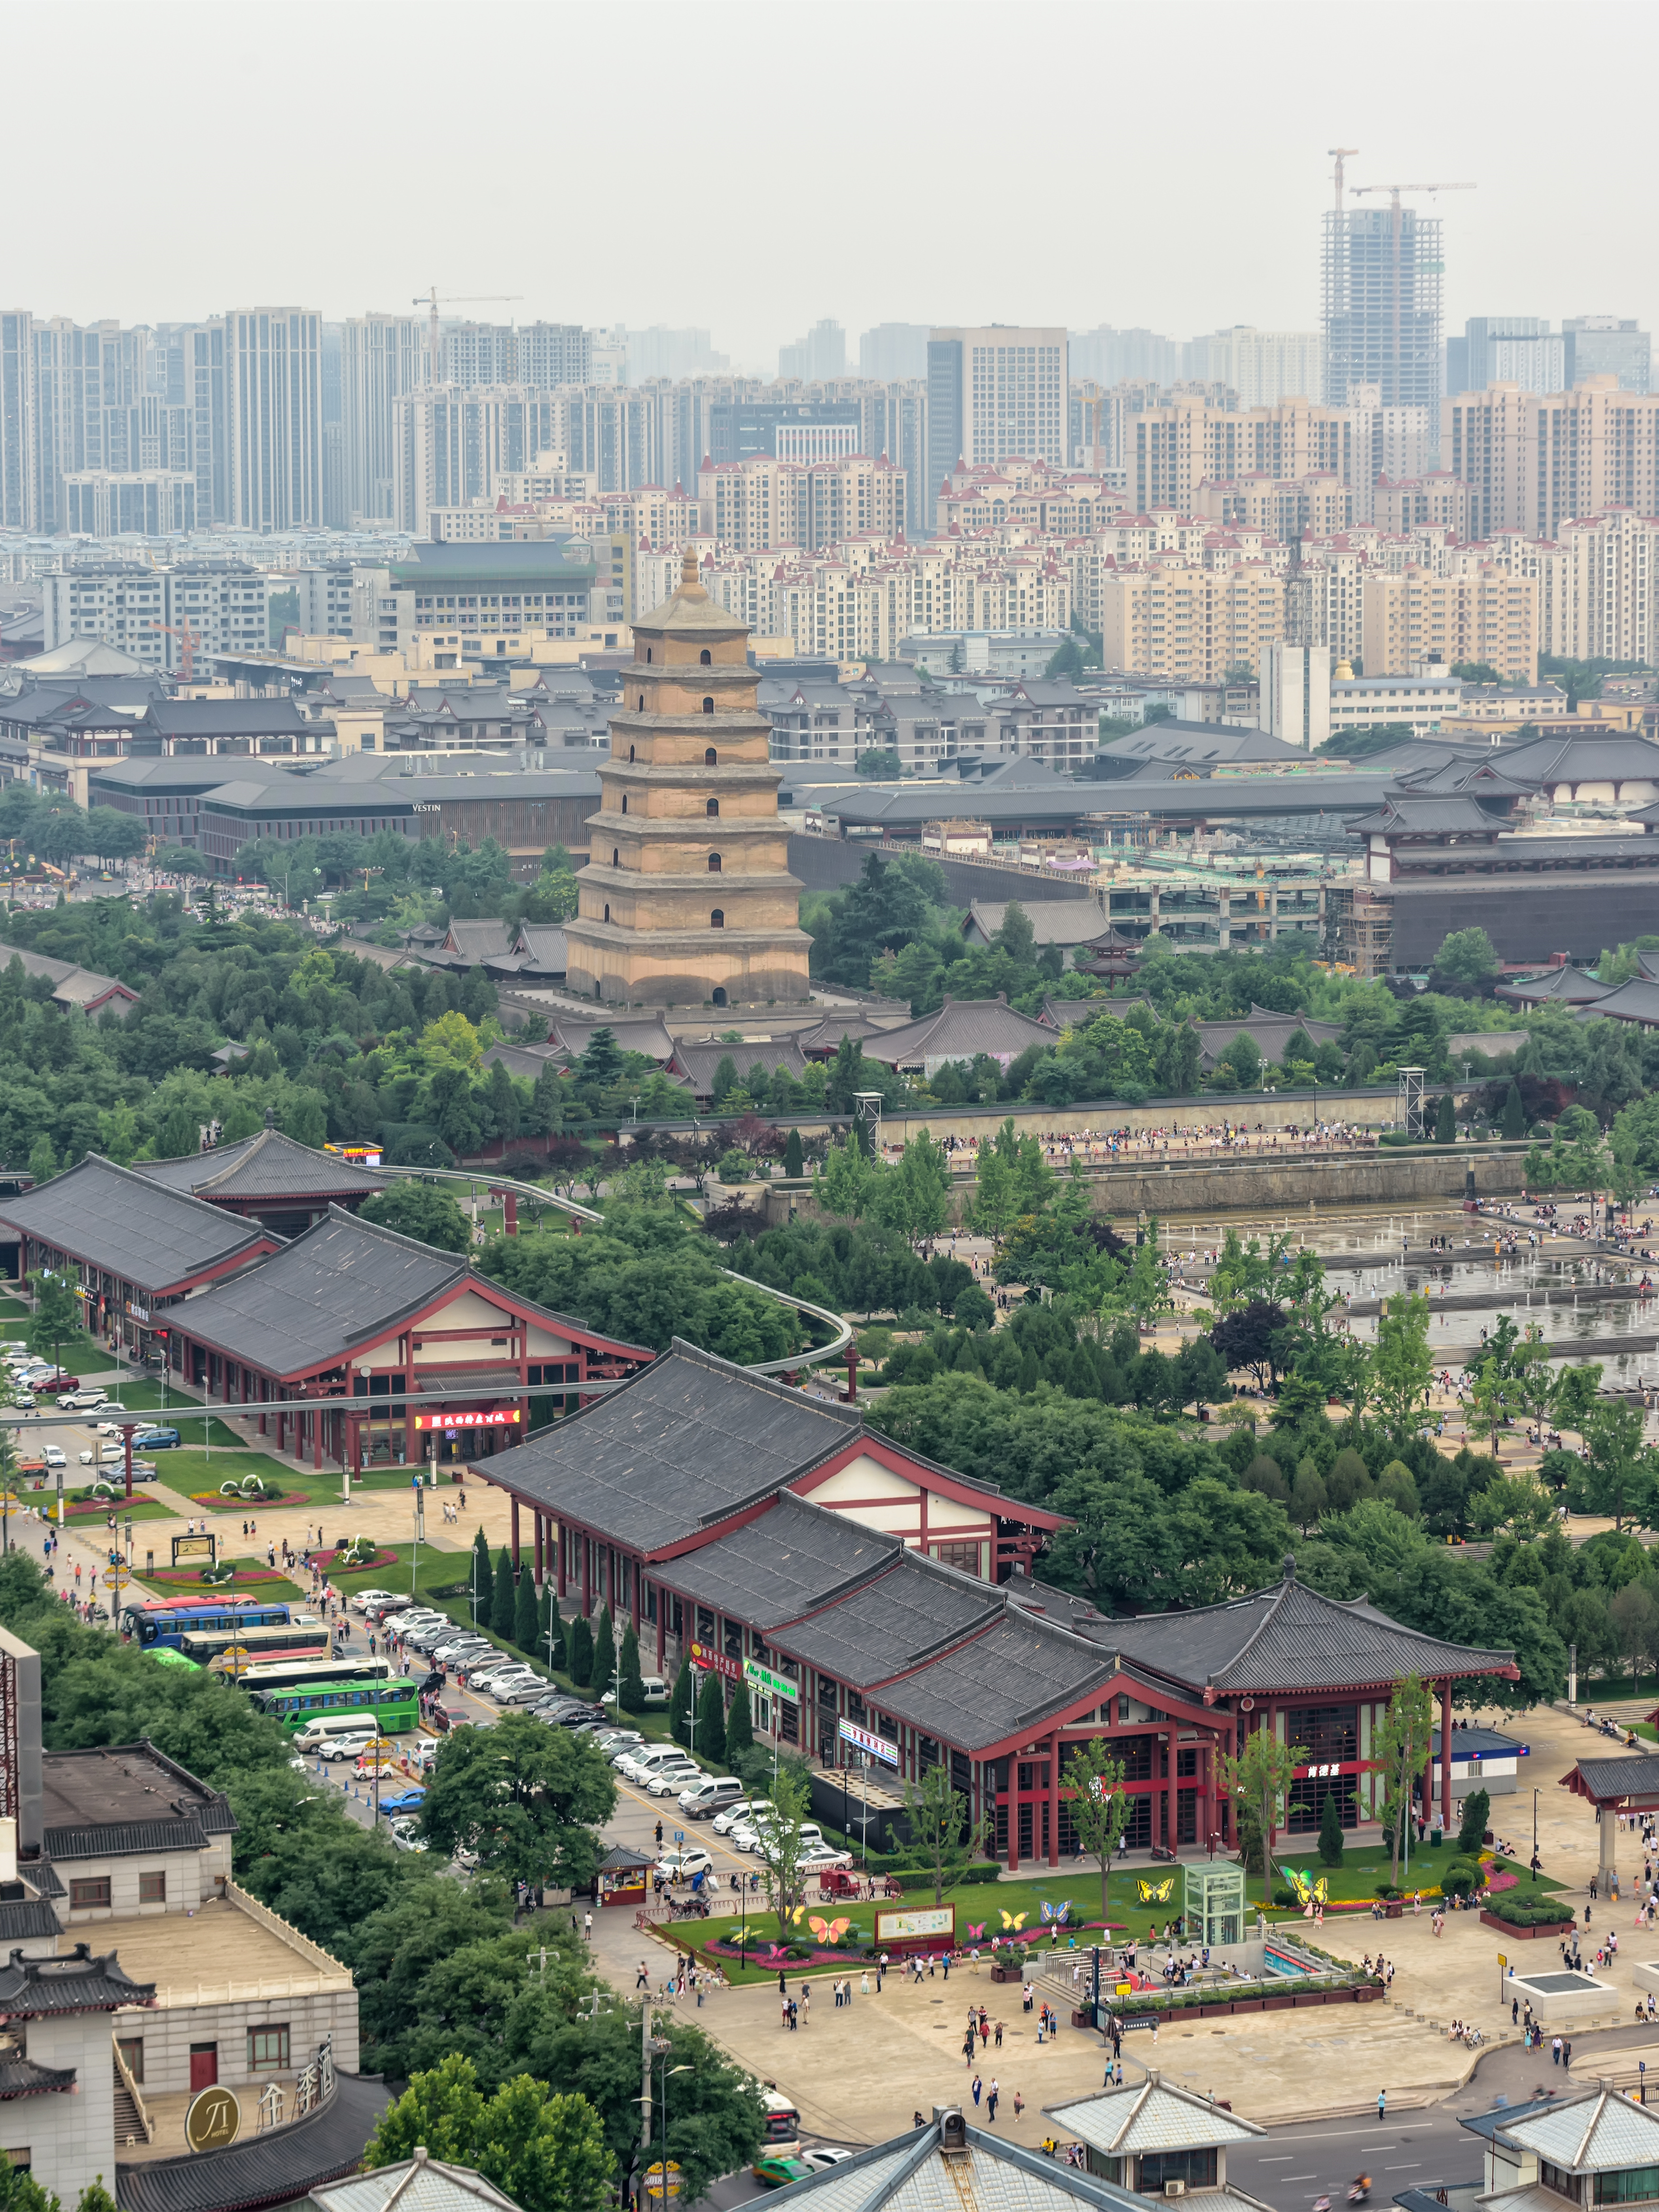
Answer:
[[871, 1130, 951, 1251], [27, 1272, 80, 1369], [1222, 1721, 1307, 1908], [1582, 1399, 1659, 1530], [1317, 1787, 1345, 1868], [568, 1611, 593, 1688], [513, 1563, 539, 1654], [693, 1669, 726, 1766], [26, 1135, 58, 1185], [1434, 1092, 1455, 1143], [359, 1179, 474, 1254], [1456, 1786, 1490, 1857], [588, 1606, 616, 1700], [668, 1656, 693, 1746], [617, 1625, 645, 1713], [364, 2053, 614, 2212], [1373, 1291, 1433, 1442], [1433, 927, 1499, 990], [782, 1128, 804, 1177], [1502, 1082, 1526, 1139], [857, 748, 903, 778], [971, 1116, 1054, 1235], [1612, 1583, 1659, 1692], [1060, 1737, 1133, 1925], [900, 1760, 988, 1907], [724, 1675, 753, 1764], [1377, 1674, 1434, 1892], [749, 1764, 811, 1939], [491, 1547, 516, 1638], [419, 1713, 616, 1891]]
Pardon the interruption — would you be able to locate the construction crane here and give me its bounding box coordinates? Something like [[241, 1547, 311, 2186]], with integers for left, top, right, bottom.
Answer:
[[149, 617, 202, 683], [413, 287, 524, 381], [1328, 148, 1359, 212], [1347, 179, 1475, 405]]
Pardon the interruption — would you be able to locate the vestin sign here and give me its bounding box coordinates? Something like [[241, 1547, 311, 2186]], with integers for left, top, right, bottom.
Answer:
[[838, 1717, 898, 1765], [743, 1656, 799, 1704]]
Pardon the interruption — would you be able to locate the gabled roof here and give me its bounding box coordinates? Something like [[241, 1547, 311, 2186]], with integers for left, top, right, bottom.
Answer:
[[313, 2150, 524, 2212], [1109, 1559, 1518, 1694], [672, 1036, 809, 1094], [142, 699, 311, 737], [754, 2111, 1140, 2212], [444, 919, 515, 963], [795, 1010, 898, 1053], [1040, 995, 1155, 1029], [511, 924, 569, 973], [1346, 796, 1504, 837], [1491, 2088, 1659, 2172], [0, 1155, 276, 1297], [1503, 733, 1659, 787], [1190, 1006, 1345, 1066], [547, 1012, 676, 1063], [0, 940, 137, 1012], [134, 1128, 386, 1202], [163, 1205, 579, 1381], [962, 900, 1110, 947], [859, 996, 1058, 1068], [665, 1493, 903, 1631], [1559, 1751, 1659, 1805], [1573, 977, 1659, 1026], [117, 2066, 393, 2212], [483, 1341, 863, 1551], [772, 1543, 1003, 1693], [0, 1942, 155, 2018], [1495, 966, 1610, 1005], [1047, 2076, 1264, 2154], [869, 1602, 1116, 1750]]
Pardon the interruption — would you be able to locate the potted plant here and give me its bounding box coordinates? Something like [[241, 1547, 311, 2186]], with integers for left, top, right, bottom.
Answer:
[[990, 1944, 1023, 1984]]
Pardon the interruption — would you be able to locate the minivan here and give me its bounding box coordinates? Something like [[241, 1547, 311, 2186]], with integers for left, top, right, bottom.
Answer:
[[637, 1675, 669, 1706], [624, 1746, 698, 1784], [679, 1776, 744, 1819], [295, 1714, 379, 1755]]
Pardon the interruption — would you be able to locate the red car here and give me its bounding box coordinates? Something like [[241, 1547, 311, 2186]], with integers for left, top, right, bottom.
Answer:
[[31, 1372, 77, 1392]]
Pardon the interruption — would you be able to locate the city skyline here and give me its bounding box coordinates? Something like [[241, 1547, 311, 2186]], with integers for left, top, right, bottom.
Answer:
[[4, 0, 1652, 377]]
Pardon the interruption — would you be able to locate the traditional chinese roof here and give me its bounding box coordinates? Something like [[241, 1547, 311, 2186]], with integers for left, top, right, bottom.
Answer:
[[313, 2149, 524, 2212], [758, 2110, 1142, 2212], [1109, 1558, 1518, 1695], [858, 996, 1058, 1069], [1047, 2075, 1264, 2154], [0, 2057, 76, 2098], [0, 1943, 155, 2018], [0, 1155, 276, 1297], [1559, 1752, 1659, 1807], [1495, 966, 1610, 1006], [116, 2068, 393, 2212], [1346, 795, 1504, 838], [135, 1128, 386, 1203], [1487, 2088, 1659, 2172]]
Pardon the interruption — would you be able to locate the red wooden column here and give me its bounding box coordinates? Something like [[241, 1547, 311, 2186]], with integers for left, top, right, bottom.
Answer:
[[1007, 1783, 1020, 1874], [580, 1532, 591, 1617], [1047, 1730, 1061, 1867], [511, 1497, 520, 1571], [630, 1558, 641, 1637], [1439, 1676, 1453, 1836], [654, 1585, 665, 1670], [534, 1513, 544, 1584], [556, 1522, 567, 1599]]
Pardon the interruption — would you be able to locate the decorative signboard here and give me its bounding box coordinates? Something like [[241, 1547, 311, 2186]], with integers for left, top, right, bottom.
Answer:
[[688, 1640, 741, 1681], [412, 1409, 520, 1431], [837, 1718, 899, 1765], [874, 1903, 955, 1945], [743, 1656, 799, 1704]]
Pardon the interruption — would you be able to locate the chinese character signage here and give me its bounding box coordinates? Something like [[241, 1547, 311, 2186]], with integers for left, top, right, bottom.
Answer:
[[838, 1717, 898, 1764], [412, 1409, 521, 1431], [744, 1656, 800, 1704]]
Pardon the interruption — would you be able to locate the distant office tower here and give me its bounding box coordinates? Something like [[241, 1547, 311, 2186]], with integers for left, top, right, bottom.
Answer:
[[395, 385, 564, 533], [1453, 317, 1564, 396], [1563, 316, 1650, 394], [622, 327, 729, 381], [859, 324, 931, 381], [708, 398, 862, 466], [777, 320, 847, 380], [926, 325, 1066, 526], [1068, 326, 1182, 386], [187, 320, 230, 525], [1322, 205, 1443, 418], [27, 318, 152, 531], [321, 322, 344, 527], [1196, 328, 1324, 408], [226, 308, 323, 529], [0, 311, 29, 528], [342, 314, 425, 523], [439, 323, 591, 388], [1260, 641, 1332, 750]]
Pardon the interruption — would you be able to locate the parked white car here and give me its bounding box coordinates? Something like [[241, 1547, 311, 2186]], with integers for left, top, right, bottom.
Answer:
[[644, 1763, 702, 1797], [711, 1800, 754, 1837]]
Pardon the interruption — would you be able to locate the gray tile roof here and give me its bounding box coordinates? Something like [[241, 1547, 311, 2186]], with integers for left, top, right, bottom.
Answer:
[[1040, 996, 1156, 1030], [0, 2056, 75, 2099], [1046, 2079, 1263, 2154], [161, 1207, 468, 1378], [0, 1155, 274, 1295], [1109, 1563, 1517, 1694], [1190, 1006, 1345, 1068], [1574, 977, 1659, 1026], [134, 1128, 386, 1201], [1495, 2089, 1659, 2172], [548, 1013, 676, 1062], [0, 1900, 61, 1946], [0, 940, 135, 1012], [963, 901, 1109, 947], [1505, 733, 1659, 787], [1346, 796, 1503, 837], [512, 924, 569, 973], [42, 1743, 237, 1845], [1561, 1751, 1659, 1803], [0, 1943, 155, 2018], [143, 699, 311, 737], [668, 1493, 902, 1632], [116, 2066, 393, 2212], [870, 1606, 1113, 1751], [445, 920, 515, 962], [314, 2153, 523, 2212], [763, 2113, 1139, 2212], [773, 1547, 1001, 1692], [1495, 966, 1610, 1005], [484, 1341, 863, 1551], [860, 997, 1058, 1069], [46, 1818, 213, 1859], [672, 1037, 810, 1093]]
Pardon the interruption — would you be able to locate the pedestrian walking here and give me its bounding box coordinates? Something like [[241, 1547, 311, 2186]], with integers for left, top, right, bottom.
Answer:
[[971, 2076, 982, 2109], [1378, 2090, 1387, 2121], [1564, 2041, 1573, 2071], [1552, 2036, 1562, 2067], [987, 2080, 999, 2123]]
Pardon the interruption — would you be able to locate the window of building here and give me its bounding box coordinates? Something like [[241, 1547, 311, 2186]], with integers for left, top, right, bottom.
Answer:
[[1138, 2150, 1217, 2195], [708, 852, 721, 871], [603, 904, 610, 922], [931, 1540, 980, 1575], [116, 2037, 144, 2084], [138, 1872, 166, 1905], [706, 798, 719, 817], [70, 1878, 111, 1909], [710, 910, 724, 928], [702, 698, 714, 714], [247, 2025, 291, 2073], [700, 649, 712, 665], [1594, 2174, 1659, 2207], [705, 747, 717, 765]]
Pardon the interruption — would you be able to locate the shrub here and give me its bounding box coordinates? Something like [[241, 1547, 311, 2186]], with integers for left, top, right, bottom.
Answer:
[[1481, 1891, 1574, 1926], [1456, 1788, 1490, 1857], [1318, 1790, 1345, 1868], [1440, 1859, 1479, 1901]]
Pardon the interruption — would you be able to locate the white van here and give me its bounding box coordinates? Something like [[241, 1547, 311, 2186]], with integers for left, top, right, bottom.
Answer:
[[637, 1675, 669, 1706], [679, 1776, 744, 1819], [625, 1745, 698, 1784], [295, 1714, 378, 1756]]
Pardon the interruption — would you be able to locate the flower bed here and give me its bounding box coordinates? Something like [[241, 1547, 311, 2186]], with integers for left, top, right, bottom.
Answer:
[[316, 1545, 399, 1573], [146, 1563, 293, 1587], [57, 1490, 167, 1519], [188, 1489, 312, 1513]]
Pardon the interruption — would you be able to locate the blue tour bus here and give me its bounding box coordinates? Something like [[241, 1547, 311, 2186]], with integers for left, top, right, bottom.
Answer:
[[119, 1598, 301, 1652]]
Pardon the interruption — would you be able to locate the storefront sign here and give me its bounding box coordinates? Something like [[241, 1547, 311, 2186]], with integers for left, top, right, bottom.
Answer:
[[125, 1300, 150, 1324], [838, 1718, 898, 1765], [412, 1409, 521, 1431], [744, 1656, 799, 1705], [688, 1640, 741, 1681], [185, 2085, 241, 2151], [875, 1904, 954, 1944]]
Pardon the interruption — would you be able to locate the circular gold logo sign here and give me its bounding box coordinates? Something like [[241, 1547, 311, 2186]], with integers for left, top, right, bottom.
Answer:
[[185, 2085, 241, 2152]]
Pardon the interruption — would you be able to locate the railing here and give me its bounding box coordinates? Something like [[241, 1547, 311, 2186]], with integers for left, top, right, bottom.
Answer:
[[224, 1880, 359, 1985], [112, 2035, 152, 2143]]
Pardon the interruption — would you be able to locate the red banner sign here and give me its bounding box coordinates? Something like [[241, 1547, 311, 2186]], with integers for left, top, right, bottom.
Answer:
[[412, 1409, 522, 1431], [689, 1640, 741, 1680]]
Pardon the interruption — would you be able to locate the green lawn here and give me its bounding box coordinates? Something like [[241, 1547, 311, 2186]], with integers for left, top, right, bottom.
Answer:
[[0, 1299, 29, 1319], [144, 1451, 312, 1506], [0, 1327, 109, 1368], [129, 1559, 308, 1601]]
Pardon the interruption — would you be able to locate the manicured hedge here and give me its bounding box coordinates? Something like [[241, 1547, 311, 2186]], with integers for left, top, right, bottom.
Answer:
[[1482, 1892, 1576, 1926]]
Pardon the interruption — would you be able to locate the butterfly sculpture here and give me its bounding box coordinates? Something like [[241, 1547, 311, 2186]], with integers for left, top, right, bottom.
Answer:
[[808, 1916, 852, 1945], [1284, 1869, 1329, 1908], [1135, 1875, 1176, 1906], [967, 1923, 986, 1942], [999, 1909, 1028, 1931], [789, 1905, 806, 1925], [1040, 1899, 1071, 1925]]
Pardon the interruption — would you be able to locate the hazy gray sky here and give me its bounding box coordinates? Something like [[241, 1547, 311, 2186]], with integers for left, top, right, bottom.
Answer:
[[7, 0, 1651, 374]]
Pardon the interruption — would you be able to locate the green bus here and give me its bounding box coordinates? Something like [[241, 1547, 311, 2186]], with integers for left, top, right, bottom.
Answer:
[[250, 1675, 418, 1736]]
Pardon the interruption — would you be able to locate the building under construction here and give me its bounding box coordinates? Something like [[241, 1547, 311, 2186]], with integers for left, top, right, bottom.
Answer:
[[1321, 203, 1444, 413]]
